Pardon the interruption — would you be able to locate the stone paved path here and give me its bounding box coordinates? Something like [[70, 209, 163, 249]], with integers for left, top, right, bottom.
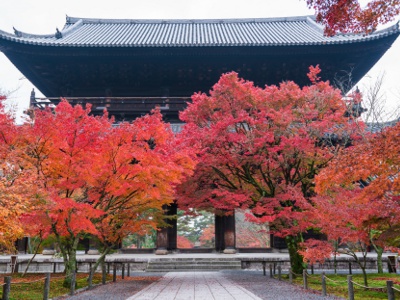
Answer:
[[126, 272, 262, 300]]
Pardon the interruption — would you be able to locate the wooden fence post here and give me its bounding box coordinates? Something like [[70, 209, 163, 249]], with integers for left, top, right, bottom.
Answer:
[[321, 272, 326, 297], [3, 276, 11, 300], [102, 263, 106, 285], [262, 262, 266, 276], [269, 264, 273, 278], [113, 263, 117, 282], [278, 265, 282, 281], [70, 271, 76, 296], [348, 262, 352, 275], [347, 275, 354, 300], [88, 268, 93, 290], [43, 273, 50, 300], [311, 264, 314, 275], [122, 263, 125, 279], [303, 269, 308, 290], [387, 280, 395, 300], [127, 263, 130, 277], [289, 268, 293, 283]]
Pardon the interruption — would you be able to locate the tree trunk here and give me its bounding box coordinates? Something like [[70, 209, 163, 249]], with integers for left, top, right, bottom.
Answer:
[[22, 238, 43, 277], [285, 235, 306, 275], [371, 240, 383, 273], [62, 237, 80, 288], [88, 246, 112, 284], [361, 265, 368, 287]]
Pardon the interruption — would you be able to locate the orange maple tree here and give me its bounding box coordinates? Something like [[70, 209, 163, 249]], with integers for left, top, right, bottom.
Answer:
[[306, 0, 400, 35], [177, 235, 194, 248], [12, 101, 194, 283], [0, 95, 36, 252], [301, 123, 400, 286], [177, 67, 360, 273]]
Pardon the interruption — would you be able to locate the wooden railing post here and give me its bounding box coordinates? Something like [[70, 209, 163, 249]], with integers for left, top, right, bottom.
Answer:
[[269, 264, 273, 277], [347, 275, 354, 300], [321, 272, 326, 297], [262, 262, 266, 276], [289, 267, 293, 283], [303, 269, 308, 290], [127, 263, 130, 277], [122, 263, 125, 279], [102, 263, 106, 285], [387, 280, 395, 300], [3, 276, 11, 300], [278, 265, 282, 281], [88, 268, 93, 290], [113, 263, 117, 282], [43, 273, 50, 300], [349, 262, 352, 275]]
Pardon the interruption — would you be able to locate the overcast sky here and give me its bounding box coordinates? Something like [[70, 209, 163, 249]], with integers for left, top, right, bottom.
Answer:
[[0, 0, 399, 122]]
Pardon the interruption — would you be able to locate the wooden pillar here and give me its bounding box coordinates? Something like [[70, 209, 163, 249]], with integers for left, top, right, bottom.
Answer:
[[156, 203, 177, 255], [167, 202, 177, 251], [214, 211, 236, 254], [223, 212, 236, 254], [156, 227, 169, 255]]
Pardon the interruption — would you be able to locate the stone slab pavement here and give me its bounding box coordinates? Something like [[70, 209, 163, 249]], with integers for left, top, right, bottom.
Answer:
[[126, 272, 262, 300]]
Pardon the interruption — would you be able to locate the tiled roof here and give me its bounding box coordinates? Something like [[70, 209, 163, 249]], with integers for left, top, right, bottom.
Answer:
[[0, 16, 399, 47]]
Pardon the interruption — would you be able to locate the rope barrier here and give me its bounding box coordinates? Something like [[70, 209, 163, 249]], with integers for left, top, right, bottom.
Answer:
[[350, 280, 387, 290], [323, 275, 347, 284], [305, 272, 320, 279], [11, 277, 47, 284], [392, 286, 400, 292], [289, 270, 302, 276]]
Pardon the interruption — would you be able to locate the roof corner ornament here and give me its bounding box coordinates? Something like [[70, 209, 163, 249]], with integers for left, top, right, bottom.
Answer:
[[30, 88, 35, 106], [13, 27, 22, 37], [55, 28, 62, 39]]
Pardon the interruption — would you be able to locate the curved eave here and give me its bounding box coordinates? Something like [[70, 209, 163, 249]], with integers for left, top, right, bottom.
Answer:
[[0, 22, 398, 48]]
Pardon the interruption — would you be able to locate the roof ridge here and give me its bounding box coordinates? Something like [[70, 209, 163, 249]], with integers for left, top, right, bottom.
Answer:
[[65, 15, 314, 25]]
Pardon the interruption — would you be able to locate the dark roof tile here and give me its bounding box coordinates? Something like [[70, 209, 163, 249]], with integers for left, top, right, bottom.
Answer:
[[1, 15, 399, 47]]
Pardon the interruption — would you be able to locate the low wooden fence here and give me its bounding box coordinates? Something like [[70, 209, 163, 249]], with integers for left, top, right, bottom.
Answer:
[[1, 261, 131, 300], [268, 264, 400, 300]]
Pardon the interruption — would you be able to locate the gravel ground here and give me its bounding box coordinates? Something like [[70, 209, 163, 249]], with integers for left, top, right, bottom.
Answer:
[[62, 271, 344, 300], [223, 270, 344, 300]]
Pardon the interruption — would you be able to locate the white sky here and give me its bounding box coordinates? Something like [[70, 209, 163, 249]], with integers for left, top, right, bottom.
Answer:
[[0, 0, 399, 122]]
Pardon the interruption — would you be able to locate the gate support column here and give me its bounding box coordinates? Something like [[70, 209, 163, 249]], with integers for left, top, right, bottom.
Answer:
[[155, 202, 177, 255], [215, 211, 236, 254]]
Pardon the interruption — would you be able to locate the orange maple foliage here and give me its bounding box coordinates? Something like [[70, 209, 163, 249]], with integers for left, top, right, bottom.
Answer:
[[306, 0, 400, 35], [301, 123, 400, 284], [177, 235, 194, 248], [6, 101, 194, 277], [0, 95, 34, 252], [199, 224, 215, 247], [313, 122, 400, 246]]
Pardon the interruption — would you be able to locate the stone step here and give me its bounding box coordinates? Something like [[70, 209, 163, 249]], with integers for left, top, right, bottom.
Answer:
[[147, 261, 241, 265], [146, 268, 236, 272], [147, 264, 241, 269], [146, 259, 242, 272]]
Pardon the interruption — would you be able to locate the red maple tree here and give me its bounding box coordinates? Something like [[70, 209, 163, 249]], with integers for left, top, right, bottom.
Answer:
[[306, 0, 400, 35], [177, 67, 359, 273]]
